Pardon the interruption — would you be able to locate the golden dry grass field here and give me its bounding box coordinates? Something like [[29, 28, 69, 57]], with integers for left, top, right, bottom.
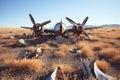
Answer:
[[0, 27, 120, 80]]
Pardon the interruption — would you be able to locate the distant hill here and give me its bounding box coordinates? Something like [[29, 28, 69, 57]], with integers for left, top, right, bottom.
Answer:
[[47, 24, 120, 29], [101, 24, 120, 27], [85, 24, 120, 28]]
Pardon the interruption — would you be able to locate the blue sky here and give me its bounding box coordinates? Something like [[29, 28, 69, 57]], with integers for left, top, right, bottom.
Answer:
[[0, 0, 120, 28]]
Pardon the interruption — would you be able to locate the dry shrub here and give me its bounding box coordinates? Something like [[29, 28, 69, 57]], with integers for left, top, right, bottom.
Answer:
[[99, 48, 119, 58], [107, 39, 119, 45], [90, 43, 103, 51], [110, 55, 120, 62], [90, 41, 111, 51], [52, 63, 73, 73], [96, 60, 110, 72], [97, 41, 111, 48], [0, 46, 8, 51], [81, 46, 94, 57], [6, 39, 17, 46], [24, 77, 33, 80], [58, 44, 70, 53], [4, 59, 44, 72], [116, 42, 120, 48], [91, 36, 101, 41], [40, 43, 51, 50], [76, 41, 87, 49], [0, 34, 12, 39], [0, 53, 16, 60], [76, 42, 94, 57], [54, 51, 66, 57], [54, 44, 70, 57], [26, 46, 36, 53]]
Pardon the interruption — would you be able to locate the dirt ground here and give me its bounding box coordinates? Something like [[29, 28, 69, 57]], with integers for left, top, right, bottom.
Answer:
[[0, 27, 120, 80]]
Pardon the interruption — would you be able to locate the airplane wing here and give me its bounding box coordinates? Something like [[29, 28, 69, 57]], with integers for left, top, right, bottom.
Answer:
[[65, 26, 103, 33], [66, 28, 74, 32], [44, 29, 54, 33], [84, 26, 103, 30], [20, 26, 33, 29]]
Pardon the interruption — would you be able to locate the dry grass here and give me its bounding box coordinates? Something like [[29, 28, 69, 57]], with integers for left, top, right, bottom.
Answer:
[[0, 34, 12, 39], [76, 41, 94, 57], [26, 46, 37, 53], [81, 46, 94, 57], [0, 46, 8, 51], [0, 28, 31, 34], [52, 63, 73, 73], [40, 43, 51, 50], [54, 44, 70, 57], [110, 55, 120, 62], [4, 59, 44, 72], [57, 44, 70, 53], [90, 41, 111, 51], [107, 39, 119, 45], [99, 48, 119, 58], [5, 39, 17, 47], [0, 53, 16, 60], [0, 27, 120, 79], [96, 60, 110, 72], [54, 51, 66, 57], [91, 35, 101, 41], [76, 41, 87, 49], [1, 76, 33, 80]]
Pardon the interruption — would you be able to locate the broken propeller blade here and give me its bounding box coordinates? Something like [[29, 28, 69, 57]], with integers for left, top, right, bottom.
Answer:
[[40, 20, 51, 27], [29, 14, 36, 26], [35, 20, 51, 31], [82, 16, 89, 26], [66, 17, 79, 27]]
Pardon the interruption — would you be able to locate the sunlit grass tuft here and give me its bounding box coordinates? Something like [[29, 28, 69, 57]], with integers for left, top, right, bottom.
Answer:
[[4, 59, 44, 72], [52, 63, 73, 73], [96, 60, 110, 72], [99, 48, 119, 58], [54, 44, 70, 57], [76, 41, 94, 57]]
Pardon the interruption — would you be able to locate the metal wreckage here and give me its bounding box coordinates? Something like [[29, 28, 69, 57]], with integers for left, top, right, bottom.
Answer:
[[10, 14, 103, 47], [10, 14, 116, 79], [20, 14, 102, 39], [46, 57, 116, 80]]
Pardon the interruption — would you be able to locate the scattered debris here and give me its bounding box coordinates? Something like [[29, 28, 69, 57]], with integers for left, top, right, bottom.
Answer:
[[79, 57, 116, 80], [16, 47, 45, 59], [56, 36, 65, 43], [47, 66, 58, 80], [66, 32, 76, 43], [16, 50, 31, 59], [94, 62, 116, 80], [70, 47, 82, 53], [15, 39, 27, 47], [10, 36, 15, 39], [47, 66, 64, 80], [20, 33, 32, 39], [80, 58, 95, 79]]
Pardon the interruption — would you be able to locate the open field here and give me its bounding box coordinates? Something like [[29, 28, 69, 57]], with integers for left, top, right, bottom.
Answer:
[[0, 27, 120, 80]]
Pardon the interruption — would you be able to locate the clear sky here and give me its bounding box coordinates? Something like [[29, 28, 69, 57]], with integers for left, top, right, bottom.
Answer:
[[0, 0, 120, 28]]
